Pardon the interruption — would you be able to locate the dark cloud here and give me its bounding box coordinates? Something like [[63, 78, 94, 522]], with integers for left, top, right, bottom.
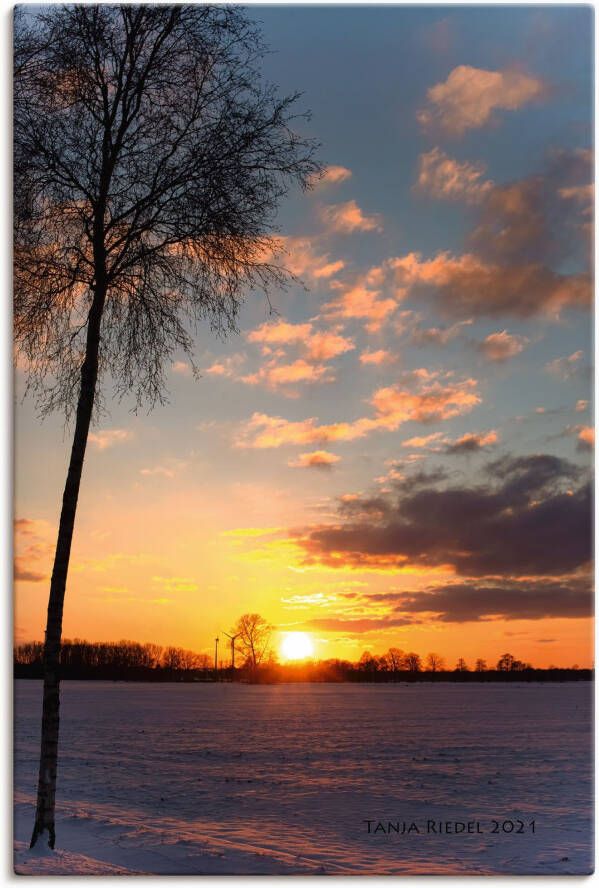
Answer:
[[392, 576, 592, 622], [14, 558, 46, 582], [295, 454, 591, 577], [445, 432, 497, 454], [471, 148, 592, 269]]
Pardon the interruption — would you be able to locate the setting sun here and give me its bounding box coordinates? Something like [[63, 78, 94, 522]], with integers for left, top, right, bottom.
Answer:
[[280, 632, 314, 661]]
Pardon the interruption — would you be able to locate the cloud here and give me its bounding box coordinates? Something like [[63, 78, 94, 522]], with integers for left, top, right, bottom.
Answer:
[[171, 361, 192, 376], [388, 250, 590, 319], [139, 459, 187, 479], [402, 432, 445, 450], [288, 450, 341, 471], [241, 358, 333, 392], [312, 165, 352, 187], [295, 454, 590, 577], [14, 518, 53, 583], [478, 330, 529, 362], [445, 430, 498, 454], [562, 424, 595, 452], [319, 200, 382, 234], [305, 573, 591, 630], [360, 349, 395, 366], [304, 329, 355, 362], [241, 321, 355, 394], [576, 426, 594, 451], [204, 353, 246, 378], [88, 428, 133, 450], [545, 350, 584, 380], [387, 576, 591, 623], [255, 235, 345, 282], [415, 148, 493, 203], [470, 150, 592, 269], [306, 615, 416, 633], [324, 283, 397, 332], [236, 374, 480, 448], [247, 320, 354, 362], [411, 319, 473, 346], [417, 65, 547, 136], [247, 320, 313, 348], [391, 150, 593, 319]]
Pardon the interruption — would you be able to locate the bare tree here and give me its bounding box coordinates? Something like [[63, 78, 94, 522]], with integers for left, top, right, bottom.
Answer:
[[475, 658, 487, 673], [455, 657, 469, 672], [403, 652, 422, 673], [14, 6, 318, 849], [233, 613, 273, 672], [496, 653, 516, 672], [385, 647, 405, 677], [425, 652, 445, 673]]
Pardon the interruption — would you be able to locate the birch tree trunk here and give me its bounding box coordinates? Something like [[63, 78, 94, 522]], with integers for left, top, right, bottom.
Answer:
[[29, 281, 106, 849]]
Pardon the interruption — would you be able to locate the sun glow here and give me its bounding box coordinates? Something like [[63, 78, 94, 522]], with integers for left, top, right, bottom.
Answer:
[[280, 631, 314, 661]]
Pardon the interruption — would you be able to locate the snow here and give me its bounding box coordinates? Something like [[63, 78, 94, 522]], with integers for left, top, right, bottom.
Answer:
[[14, 680, 593, 875]]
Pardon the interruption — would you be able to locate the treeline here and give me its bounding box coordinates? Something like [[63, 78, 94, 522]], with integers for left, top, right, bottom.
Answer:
[[14, 639, 592, 683], [15, 639, 212, 681]]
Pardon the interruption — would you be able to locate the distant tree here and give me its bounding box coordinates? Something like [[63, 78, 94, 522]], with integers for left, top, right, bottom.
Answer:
[[425, 652, 445, 672], [475, 658, 487, 672], [403, 652, 422, 672], [16, 6, 318, 850], [358, 651, 379, 676], [234, 614, 273, 671], [497, 653, 516, 672], [385, 647, 405, 673], [455, 657, 469, 672]]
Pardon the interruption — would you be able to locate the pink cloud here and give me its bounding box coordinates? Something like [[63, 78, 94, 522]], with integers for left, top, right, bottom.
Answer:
[[418, 65, 547, 136], [247, 320, 313, 347], [359, 349, 395, 366], [312, 165, 352, 187], [204, 353, 246, 378], [545, 350, 584, 380], [288, 450, 341, 470], [236, 375, 480, 449], [324, 283, 397, 332], [242, 359, 333, 392], [319, 200, 382, 234], [304, 329, 355, 362], [402, 432, 445, 449], [171, 361, 192, 376], [416, 147, 493, 203], [88, 429, 133, 450], [478, 330, 529, 362]]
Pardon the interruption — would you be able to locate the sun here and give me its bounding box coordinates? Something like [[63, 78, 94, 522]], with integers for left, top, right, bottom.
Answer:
[[280, 632, 314, 661]]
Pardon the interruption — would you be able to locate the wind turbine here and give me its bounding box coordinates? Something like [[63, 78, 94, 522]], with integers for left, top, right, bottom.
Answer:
[[223, 631, 240, 670]]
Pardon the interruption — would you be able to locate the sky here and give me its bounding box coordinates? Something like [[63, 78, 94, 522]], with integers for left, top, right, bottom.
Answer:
[[14, 5, 593, 669]]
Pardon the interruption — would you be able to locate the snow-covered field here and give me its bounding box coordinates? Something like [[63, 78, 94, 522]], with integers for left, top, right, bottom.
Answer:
[[14, 680, 593, 875]]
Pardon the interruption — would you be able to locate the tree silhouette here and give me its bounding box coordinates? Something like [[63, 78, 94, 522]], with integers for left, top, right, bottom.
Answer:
[[404, 652, 422, 672], [475, 658, 487, 672], [455, 657, 469, 672], [233, 613, 273, 672], [425, 652, 445, 673], [14, 6, 318, 849], [497, 653, 516, 671], [385, 647, 405, 676]]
